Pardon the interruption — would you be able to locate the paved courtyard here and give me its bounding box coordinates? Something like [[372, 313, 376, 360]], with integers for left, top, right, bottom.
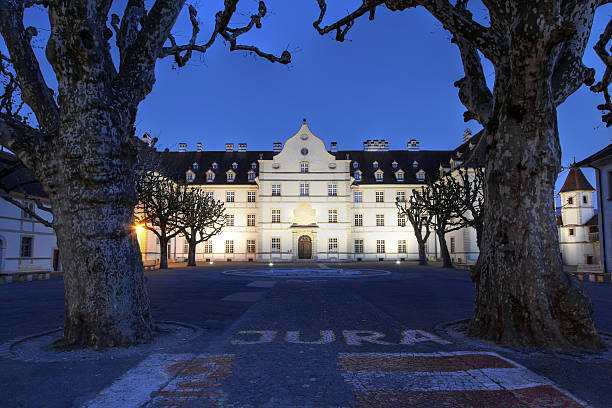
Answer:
[[1, 263, 611, 407]]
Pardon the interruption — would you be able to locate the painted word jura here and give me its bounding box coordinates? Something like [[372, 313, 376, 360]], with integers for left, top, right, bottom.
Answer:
[[230, 330, 451, 346]]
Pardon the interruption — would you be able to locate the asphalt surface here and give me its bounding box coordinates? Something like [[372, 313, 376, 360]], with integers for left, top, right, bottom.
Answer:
[[1, 262, 611, 407]]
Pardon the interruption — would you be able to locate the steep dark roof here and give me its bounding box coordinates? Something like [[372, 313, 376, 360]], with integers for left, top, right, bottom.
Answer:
[[450, 130, 485, 168], [160, 149, 455, 185], [586, 214, 599, 226], [559, 166, 595, 193], [575, 144, 612, 167], [0, 151, 47, 198]]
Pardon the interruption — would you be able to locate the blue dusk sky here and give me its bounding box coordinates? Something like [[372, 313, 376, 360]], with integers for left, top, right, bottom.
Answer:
[[16, 1, 612, 198]]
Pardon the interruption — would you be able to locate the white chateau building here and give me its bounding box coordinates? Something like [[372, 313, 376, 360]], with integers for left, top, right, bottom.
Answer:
[[137, 121, 479, 264]]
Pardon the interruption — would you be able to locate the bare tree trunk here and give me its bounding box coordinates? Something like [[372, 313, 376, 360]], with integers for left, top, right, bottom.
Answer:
[[187, 236, 197, 267], [436, 230, 453, 268], [469, 58, 601, 351], [414, 230, 428, 266], [159, 236, 169, 269]]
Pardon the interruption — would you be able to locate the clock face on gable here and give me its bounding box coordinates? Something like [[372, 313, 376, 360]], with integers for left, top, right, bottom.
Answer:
[[300, 148, 309, 156]]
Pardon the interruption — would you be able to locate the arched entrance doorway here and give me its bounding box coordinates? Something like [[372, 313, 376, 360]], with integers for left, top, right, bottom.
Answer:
[[298, 235, 312, 259]]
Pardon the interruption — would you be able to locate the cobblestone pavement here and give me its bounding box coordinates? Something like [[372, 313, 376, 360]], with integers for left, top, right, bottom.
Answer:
[[2, 263, 611, 407]]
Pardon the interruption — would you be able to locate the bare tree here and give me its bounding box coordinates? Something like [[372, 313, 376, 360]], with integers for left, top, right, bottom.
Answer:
[[396, 190, 433, 265], [313, 0, 607, 351], [178, 188, 225, 267], [448, 167, 484, 249], [592, 17, 612, 127], [0, 0, 290, 347]]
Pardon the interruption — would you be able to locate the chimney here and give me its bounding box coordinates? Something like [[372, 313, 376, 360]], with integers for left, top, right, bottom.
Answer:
[[225, 143, 234, 152], [363, 139, 389, 152], [178, 142, 187, 152], [330, 141, 338, 153], [273, 142, 282, 153], [462, 129, 472, 143], [196, 142, 202, 152], [238, 143, 247, 152], [407, 139, 420, 152], [142, 132, 153, 146]]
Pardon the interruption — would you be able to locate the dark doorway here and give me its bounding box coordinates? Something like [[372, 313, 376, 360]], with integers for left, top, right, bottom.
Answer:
[[586, 256, 593, 265], [298, 235, 312, 259], [52, 249, 60, 271]]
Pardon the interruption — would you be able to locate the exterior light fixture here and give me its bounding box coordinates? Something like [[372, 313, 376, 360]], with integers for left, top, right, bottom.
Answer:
[[396, 260, 401, 264], [268, 262, 274, 267], [209, 261, 214, 265]]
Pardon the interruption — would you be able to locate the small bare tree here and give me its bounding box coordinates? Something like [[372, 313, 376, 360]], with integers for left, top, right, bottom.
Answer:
[[448, 167, 485, 249], [396, 190, 433, 265], [178, 188, 225, 267]]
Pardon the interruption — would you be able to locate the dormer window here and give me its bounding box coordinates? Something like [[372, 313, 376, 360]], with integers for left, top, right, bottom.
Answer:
[[395, 170, 404, 182], [413, 161, 418, 169], [373, 161, 379, 169], [212, 162, 218, 170], [392, 161, 398, 169], [354, 170, 362, 182], [186, 170, 195, 183], [353, 161, 359, 169], [226, 170, 235, 182], [193, 162, 199, 170], [251, 162, 257, 169], [248, 170, 256, 182], [416, 170, 425, 182], [375, 169, 383, 182], [232, 162, 238, 170], [206, 170, 215, 182]]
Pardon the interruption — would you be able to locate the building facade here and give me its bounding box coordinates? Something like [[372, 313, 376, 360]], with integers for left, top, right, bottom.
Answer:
[[138, 122, 460, 263]]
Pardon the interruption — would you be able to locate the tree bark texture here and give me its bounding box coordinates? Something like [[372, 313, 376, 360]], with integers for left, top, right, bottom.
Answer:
[[159, 236, 170, 269], [187, 235, 197, 266], [436, 230, 453, 269], [469, 21, 601, 351]]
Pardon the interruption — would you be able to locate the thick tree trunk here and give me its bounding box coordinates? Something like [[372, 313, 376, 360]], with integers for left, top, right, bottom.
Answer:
[[187, 236, 197, 267], [159, 236, 169, 269], [469, 50, 601, 351], [437, 230, 453, 268], [414, 230, 428, 266]]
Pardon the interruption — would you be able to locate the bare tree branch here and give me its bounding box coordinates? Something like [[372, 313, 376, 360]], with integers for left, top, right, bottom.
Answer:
[[160, 1, 291, 67], [0, 191, 52, 227], [591, 16, 612, 127], [113, 0, 147, 60], [0, 0, 59, 132], [0, 113, 49, 168], [313, 0, 384, 42]]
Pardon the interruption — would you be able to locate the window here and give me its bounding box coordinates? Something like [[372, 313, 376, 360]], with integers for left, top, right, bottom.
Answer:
[[227, 171, 235, 182], [20, 236, 33, 258], [226, 191, 235, 202], [396, 191, 405, 202], [417, 170, 425, 182], [232, 162, 238, 170], [272, 184, 281, 196], [225, 240, 234, 254], [354, 239, 364, 254], [396, 172, 404, 182], [300, 162, 309, 173], [373, 161, 379, 169], [450, 237, 456, 253], [300, 183, 310, 196], [205, 191, 214, 199], [354, 170, 361, 182], [251, 162, 257, 169], [21, 201, 34, 219], [328, 209, 338, 223], [247, 191, 256, 202], [353, 161, 359, 169], [583, 195, 588, 204], [328, 238, 338, 253], [568, 197, 573, 205], [569, 228, 575, 236], [271, 209, 281, 223], [376, 214, 385, 226], [247, 239, 256, 253], [193, 162, 199, 170], [212, 162, 218, 170], [328, 183, 337, 197], [398, 240, 407, 254], [354, 214, 363, 227], [354, 191, 363, 203], [375, 191, 384, 202], [248, 170, 256, 181], [398, 214, 406, 227], [271, 237, 281, 253], [203, 240, 213, 253], [413, 161, 418, 168], [247, 214, 256, 227], [392, 161, 398, 169], [207, 171, 215, 182], [376, 239, 385, 254], [186, 172, 194, 182], [375, 171, 383, 182], [226, 214, 234, 227], [183, 241, 189, 253]]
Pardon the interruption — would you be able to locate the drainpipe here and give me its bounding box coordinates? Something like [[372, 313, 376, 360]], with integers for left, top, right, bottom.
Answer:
[[596, 168, 607, 273]]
